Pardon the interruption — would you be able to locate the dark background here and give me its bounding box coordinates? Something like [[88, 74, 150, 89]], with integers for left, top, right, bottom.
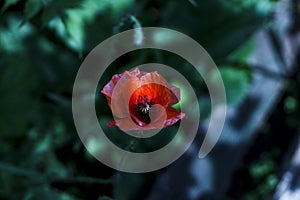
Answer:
[[1, 0, 300, 199]]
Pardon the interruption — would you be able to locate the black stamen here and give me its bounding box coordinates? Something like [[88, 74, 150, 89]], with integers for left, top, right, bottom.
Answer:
[[135, 95, 153, 115]]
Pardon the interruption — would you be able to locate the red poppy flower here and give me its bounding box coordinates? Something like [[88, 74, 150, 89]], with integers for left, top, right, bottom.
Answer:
[[101, 68, 185, 131]]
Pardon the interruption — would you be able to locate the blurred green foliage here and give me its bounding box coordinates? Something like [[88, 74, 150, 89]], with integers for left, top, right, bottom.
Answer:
[[0, 0, 277, 199]]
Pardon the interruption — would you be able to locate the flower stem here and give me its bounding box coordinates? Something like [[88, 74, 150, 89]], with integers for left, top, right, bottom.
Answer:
[[118, 131, 143, 170]]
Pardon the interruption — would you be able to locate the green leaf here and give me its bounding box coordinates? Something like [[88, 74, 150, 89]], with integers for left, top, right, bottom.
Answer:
[[222, 67, 250, 105], [228, 38, 255, 63], [41, 0, 84, 26], [210, 66, 250, 105], [24, 0, 44, 20], [161, 0, 272, 63], [1, 0, 20, 13], [62, 9, 85, 53]]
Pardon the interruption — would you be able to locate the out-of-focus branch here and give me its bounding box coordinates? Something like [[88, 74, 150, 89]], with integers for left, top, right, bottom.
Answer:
[[273, 132, 300, 200], [272, 0, 300, 198]]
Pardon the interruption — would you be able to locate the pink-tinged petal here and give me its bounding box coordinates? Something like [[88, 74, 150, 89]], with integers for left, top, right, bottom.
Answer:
[[110, 75, 140, 118], [147, 104, 167, 129], [169, 85, 180, 105], [125, 67, 141, 77], [101, 73, 122, 98], [164, 107, 186, 127], [107, 119, 142, 131], [114, 118, 143, 131], [140, 71, 167, 86]]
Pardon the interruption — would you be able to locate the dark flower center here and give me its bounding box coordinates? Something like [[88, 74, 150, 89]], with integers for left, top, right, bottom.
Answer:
[[130, 95, 155, 126], [139, 102, 151, 114], [136, 95, 154, 115]]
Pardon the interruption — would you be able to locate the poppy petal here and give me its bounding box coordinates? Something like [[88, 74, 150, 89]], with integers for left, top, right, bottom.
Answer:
[[164, 107, 186, 127], [101, 73, 122, 98], [110, 75, 140, 118], [169, 85, 180, 105], [101, 68, 186, 130]]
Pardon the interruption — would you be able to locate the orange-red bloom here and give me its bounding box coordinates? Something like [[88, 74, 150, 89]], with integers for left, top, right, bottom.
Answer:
[[101, 68, 185, 130]]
